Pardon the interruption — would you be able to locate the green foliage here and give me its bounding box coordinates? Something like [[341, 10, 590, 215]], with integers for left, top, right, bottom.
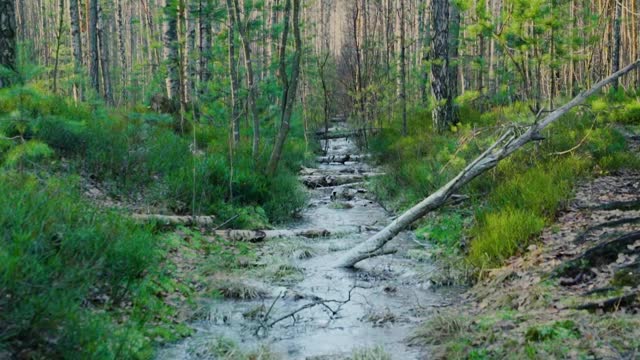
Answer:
[[0, 172, 161, 358], [525, 320, 581, 342], [0, 87, 309, 224], [468, 208, 545, 269], [3, 140, 53, 168]]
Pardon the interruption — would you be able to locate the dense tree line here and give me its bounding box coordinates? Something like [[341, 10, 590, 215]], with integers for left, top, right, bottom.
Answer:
[[0, 0, 636, 141]]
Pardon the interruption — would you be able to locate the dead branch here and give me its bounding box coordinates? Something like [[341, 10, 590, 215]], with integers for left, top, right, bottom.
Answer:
[[259, 284, 370, 331]]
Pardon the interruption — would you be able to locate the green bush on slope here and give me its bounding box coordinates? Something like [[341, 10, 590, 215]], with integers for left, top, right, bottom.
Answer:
[[0, 173, 160, 358]]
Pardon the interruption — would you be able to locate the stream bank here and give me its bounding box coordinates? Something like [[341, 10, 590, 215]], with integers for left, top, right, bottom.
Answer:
[[156, 119, 462, 359]]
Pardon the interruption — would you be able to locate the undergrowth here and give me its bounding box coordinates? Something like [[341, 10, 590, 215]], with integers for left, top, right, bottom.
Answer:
[[369, 96, 640, 273], [0, 85, 310, 226]]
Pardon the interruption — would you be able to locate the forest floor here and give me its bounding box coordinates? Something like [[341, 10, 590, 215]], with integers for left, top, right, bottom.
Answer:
[[413, 126, 640, 359], [152, 118, 463, 360]]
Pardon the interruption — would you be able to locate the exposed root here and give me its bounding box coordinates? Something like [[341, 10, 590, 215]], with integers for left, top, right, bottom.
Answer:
[[590, 200, 640, 212], [574, 217, 640, 243], [575, 291, 640, 312], [557, 231, 640, 279]]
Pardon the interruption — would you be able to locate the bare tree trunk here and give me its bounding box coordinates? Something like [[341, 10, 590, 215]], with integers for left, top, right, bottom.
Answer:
[[337, 60, 640, 268], [266, 0, 302, 176], [400, 0, 407, 136], [97, 4, 113, 104], [198, 0, 211, 92], [89, 0, 100, 94], [612, 0, 622, 90], [448, 0, 460, 116], [232, 0, 261, 158], [163, 0, 180, 99], [52, 0, 65, 94], [225, 0, 240, 147], [0, 0, 15, 88], [69, 0, 83, 100], [116, 0, 128, 104], [430, 0, 453, 132]]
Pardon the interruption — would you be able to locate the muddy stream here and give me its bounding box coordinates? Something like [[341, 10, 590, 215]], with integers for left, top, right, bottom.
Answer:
[[157, 120, 460, 359]]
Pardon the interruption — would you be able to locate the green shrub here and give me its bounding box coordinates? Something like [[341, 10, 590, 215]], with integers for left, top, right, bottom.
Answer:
[[0, 172, 161, 358], [618, 101, 640, 124]]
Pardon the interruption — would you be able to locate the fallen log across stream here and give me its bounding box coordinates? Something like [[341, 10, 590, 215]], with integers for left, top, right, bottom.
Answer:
[[209, 229, 331, 242], [336, 59, 640, 268], [132, 214, 217, 226]]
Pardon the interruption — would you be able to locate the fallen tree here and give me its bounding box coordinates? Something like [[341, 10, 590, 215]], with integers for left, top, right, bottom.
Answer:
[[132, 214, 216, 226], [336, 60, 640, 268], [210, 228, 331, 242]]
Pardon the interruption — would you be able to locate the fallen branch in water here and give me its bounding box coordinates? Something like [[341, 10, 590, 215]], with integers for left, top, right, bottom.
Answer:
[[336, 59, 640, 268], [256, 284, 369, 334]]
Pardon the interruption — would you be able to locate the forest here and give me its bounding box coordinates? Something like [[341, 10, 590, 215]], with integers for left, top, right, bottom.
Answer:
[[1, 0, 640, 358]]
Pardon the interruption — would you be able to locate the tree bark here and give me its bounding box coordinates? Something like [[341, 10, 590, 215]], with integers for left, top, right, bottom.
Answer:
[[266, 0, 302, 176], [69, 0, 83, 100], [225, 0, 241, 147], [116, 0, 128, 104], [337, 60, 640, 268], [612, 0, 622, 90], [430, 0, 453, 132], [400, 0, 407, 136], [97, 4, 113, 104], [163, 0, 180, 100], [52, 0, 65, 94], [0, 0, 15, 88], [89, 0, 100, 94]]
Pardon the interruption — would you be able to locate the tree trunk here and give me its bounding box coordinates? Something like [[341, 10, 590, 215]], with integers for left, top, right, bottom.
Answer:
[[336, 60, 640, 268], [97, 4, 113, 104], [69, 0, 83, 100], [116, 0, 128, 104], [163, 0, 180, 100], [198, 0, 211, 90], [430, 0, 453, 132], [52, 0, 65, 94], [232, 0, 261, 158], [266, 0, 302, 176], [448, 1, 461, 118], [225, 0, 241, 147], [400, 0, 407, 136], [89, 0, 100, 94], [0, 0, 15, 88], [612, 0, 622, 90]]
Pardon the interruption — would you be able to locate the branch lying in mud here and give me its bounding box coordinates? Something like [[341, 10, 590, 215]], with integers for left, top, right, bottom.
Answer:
[[257, 285, 369, 334], [336, 59, 640, 269]]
